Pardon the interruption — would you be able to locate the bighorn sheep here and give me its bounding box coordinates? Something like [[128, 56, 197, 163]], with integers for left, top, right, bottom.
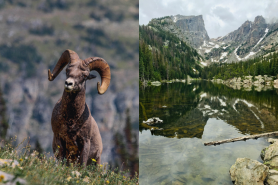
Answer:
[[48, 49, 110, 166]]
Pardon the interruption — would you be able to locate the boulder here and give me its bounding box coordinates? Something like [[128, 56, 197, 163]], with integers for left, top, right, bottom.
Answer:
[[151, 81, 161, 86], [263, 142, 278, 168], [268, 138, 278, 144], [255, 75, 263, 80], [266, 169, 278, 185], [230, 158, 269, 185], [243, 80, 251, 84]]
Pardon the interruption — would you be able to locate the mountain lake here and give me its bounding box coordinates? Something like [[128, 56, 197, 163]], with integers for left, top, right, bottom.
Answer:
[[139, 81, 278, 184]]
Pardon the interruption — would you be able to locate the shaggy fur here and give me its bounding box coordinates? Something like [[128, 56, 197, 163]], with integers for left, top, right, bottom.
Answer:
[[48, 50, 110, 166]]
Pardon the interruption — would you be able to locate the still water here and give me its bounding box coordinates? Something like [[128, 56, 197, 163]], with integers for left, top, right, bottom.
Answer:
[[139, 81, 278, 184]]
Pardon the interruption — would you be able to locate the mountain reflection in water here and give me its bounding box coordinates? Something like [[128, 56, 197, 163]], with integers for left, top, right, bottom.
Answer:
[[139, 81, 278, 184]]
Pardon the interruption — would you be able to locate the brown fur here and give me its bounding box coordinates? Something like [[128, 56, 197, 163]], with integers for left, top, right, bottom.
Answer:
[[49, 50, 110, 166]]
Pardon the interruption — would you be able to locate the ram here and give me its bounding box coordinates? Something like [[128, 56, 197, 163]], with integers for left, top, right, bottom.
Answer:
[[48, 49, 110, 166]]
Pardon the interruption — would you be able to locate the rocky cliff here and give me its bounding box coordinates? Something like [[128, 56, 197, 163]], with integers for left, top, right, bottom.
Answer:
[[148, 14, 209, 48]]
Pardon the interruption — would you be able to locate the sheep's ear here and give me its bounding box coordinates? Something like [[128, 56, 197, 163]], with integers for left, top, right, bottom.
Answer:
[[87, 74, 97, 80]]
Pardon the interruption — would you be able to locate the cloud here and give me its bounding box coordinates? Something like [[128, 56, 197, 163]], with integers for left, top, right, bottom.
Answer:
[[212, 6, 235, 22], [139, 0, 278, 38]]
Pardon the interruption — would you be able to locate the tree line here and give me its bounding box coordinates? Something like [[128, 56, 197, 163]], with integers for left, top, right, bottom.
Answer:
[[200, 52, 278, 80]]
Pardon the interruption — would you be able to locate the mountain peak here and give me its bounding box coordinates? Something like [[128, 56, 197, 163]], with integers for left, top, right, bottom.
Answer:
[[254, 15, 266, 25], [171, 15, 209, 47], [148, 15, 209, 48]]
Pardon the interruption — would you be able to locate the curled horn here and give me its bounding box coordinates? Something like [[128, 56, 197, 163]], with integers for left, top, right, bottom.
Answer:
[[48, 50, 80, 81], [84, 57, 111, 95]]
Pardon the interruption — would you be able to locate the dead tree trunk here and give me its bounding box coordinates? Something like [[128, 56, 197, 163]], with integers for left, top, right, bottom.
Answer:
[[204, 131, 278, 146]]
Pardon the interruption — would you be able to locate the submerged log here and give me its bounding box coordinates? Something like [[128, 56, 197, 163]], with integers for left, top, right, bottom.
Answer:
[[204, 131, 278, 146]]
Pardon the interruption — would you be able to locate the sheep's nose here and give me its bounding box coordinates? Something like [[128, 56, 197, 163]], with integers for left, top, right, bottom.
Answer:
[[65, 81, 73, 86], [65, 79, 74, 91]]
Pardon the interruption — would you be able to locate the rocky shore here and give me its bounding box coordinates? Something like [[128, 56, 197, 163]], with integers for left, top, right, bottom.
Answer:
[[230, 138, 278, 185], [212, 75, 278, 91]]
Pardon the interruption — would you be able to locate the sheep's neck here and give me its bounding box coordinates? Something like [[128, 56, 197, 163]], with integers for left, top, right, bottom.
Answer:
[[61, 89, 86, 120]]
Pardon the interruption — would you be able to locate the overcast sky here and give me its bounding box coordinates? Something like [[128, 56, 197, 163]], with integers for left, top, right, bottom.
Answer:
[[139, 0, 278, 38]]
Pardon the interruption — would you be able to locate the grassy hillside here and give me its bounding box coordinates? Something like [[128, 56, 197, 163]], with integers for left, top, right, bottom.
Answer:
[[0, 139, 138, 184]]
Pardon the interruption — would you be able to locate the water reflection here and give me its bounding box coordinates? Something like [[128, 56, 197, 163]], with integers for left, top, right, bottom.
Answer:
[[140, 82, 278, 138], [139, 82, 278, 184]]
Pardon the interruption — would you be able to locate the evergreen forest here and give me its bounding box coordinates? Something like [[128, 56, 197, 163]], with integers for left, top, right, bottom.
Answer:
[[200, 52, 278, 80], [139, 25, 202, 81], [139, 25, 278, 82]]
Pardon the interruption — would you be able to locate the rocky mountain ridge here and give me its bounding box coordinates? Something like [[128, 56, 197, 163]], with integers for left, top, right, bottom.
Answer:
[[148, 15, 278, 66]]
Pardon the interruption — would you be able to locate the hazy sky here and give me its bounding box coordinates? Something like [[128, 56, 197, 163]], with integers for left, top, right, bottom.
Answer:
[[139, 0, 278, 38]]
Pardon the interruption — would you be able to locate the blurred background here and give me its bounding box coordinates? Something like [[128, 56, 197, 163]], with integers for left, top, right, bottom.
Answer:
[[0, 0, 138, 176]]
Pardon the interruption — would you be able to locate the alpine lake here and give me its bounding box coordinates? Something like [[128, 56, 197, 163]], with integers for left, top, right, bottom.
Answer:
[[139, 81, 278, 185]]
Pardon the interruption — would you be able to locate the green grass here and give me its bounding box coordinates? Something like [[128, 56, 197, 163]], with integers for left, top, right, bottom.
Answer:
[[0, 138, 138, 185]]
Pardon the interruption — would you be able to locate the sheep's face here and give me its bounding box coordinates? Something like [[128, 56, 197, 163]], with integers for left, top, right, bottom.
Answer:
[[64, 62, 92, 93]]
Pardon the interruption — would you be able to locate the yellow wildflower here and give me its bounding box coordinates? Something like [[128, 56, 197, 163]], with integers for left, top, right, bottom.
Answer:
[[123, 175, 126, 179], [76, 180, 79, 183], [99, 164, 103, 167], [92, 158, 96, 162], [0, 174, 4, 182], [19, 158, 23, 162], [58, 145, 60, 148], [106, 180, 109, 184]]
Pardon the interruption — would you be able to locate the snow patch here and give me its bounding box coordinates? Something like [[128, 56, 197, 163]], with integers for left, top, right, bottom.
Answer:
[[209, 42, 215, 45], [218, 97, 227, 106], [200, 61, 207, 66], [243, 52, 256, 60], [233, 99, 240, 112], [200, 93, 207, 98], [220, 52, 228, 60], [173, 16, 177, 23], [205, 48, 212, 53], [253, 28, 269, 49], [234, 46, 241, 61], [204, 105, 211, 109]]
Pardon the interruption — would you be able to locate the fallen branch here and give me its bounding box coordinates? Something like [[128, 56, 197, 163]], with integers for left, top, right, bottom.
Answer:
[[204, 131, 278, 146]]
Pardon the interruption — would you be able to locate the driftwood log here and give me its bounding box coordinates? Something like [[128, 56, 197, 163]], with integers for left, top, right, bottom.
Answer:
[[204, 131, 278, 146]]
